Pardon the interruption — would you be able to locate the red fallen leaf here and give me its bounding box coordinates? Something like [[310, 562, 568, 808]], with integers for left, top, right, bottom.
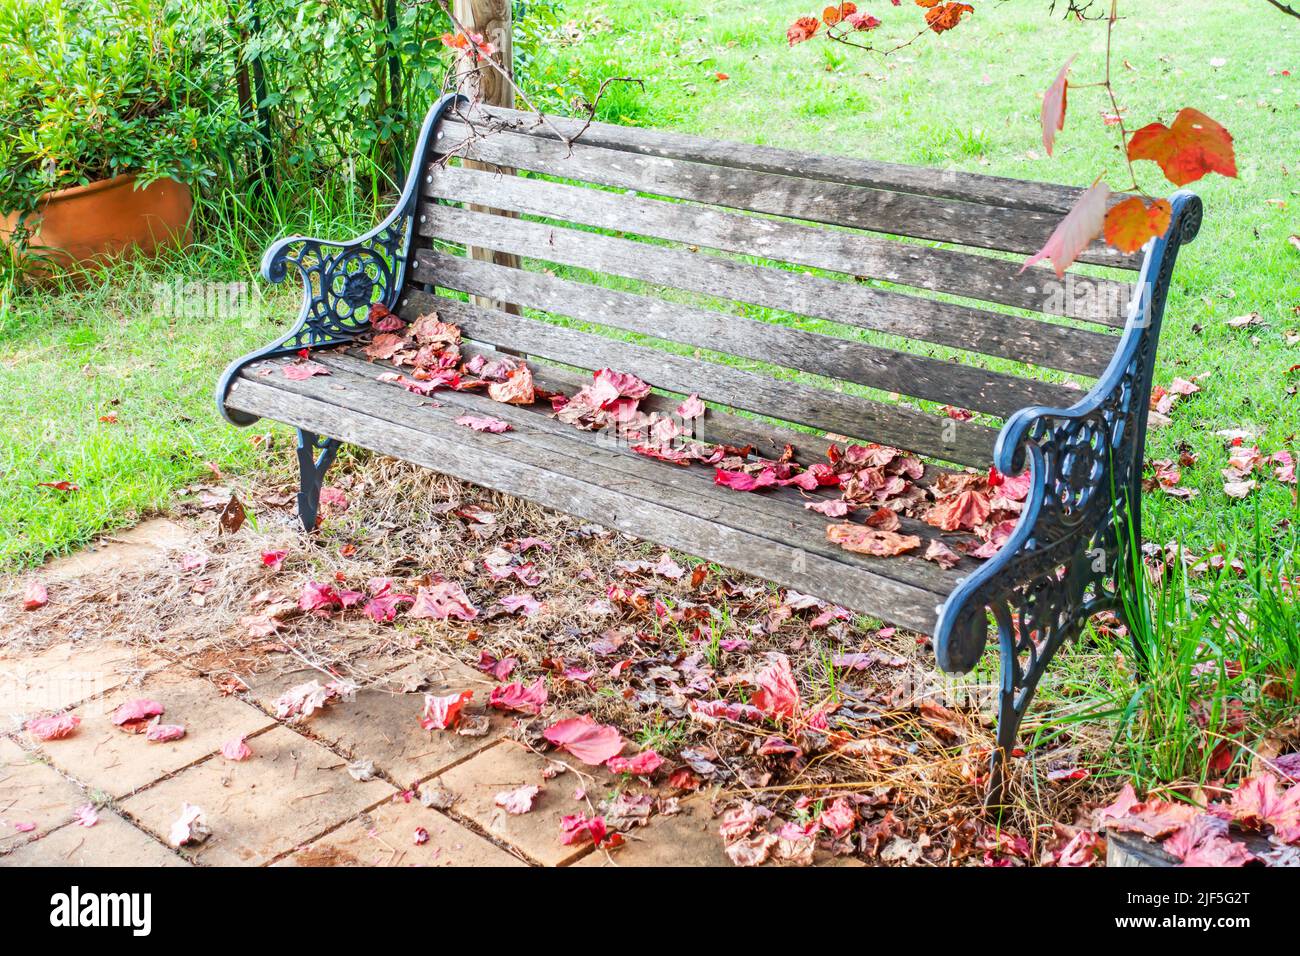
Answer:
[[970, 519, 1017, 559], [713, 71, 729, 82], [544, 715, 625, 765], [112, 699, 165, 732], [499, 593, 541, 616], [260, 550, 288, 571], [37, 480, 79, 492], [477, 651, 518, 680], [1213, 773, 1300, 832], [1041, 54, 1076, 157], [408, 580, 478, 621], [221, 736, 253, 761], [940, 405, 974, 421], [1054, 829, 1106, 867], [714, 466, 778, 492], [98, 412, 118, 424], [786, 15, 820, 45], [12, 822, 37, 833], [607, 750, 664, 776], [806, 499, 851, 517], [490, 677, 548, 715], [420, 689, 473, 730], [818, 797, 858, 838], [22, 581, 48, 611], [299, 580, 342, 612], [145, 718, 187, 742], [593, 367, 651, 404], [362, 592, 413, 622], [282, 361, 330, 380], [364, 332, 406, 360], [689, 699, 765, 724], [319, 486, 348, 511], [1127, 107, 1238, 187], [560, 813, 608, 846], [922, 1, 974, 33], [826, 523, 921, 557], [1096, 783, 1200, 839], [368, 302, 405, 332], [1163, 815, 1254, 867], [751, 652, 802, 719], [495, 784, 541, 815], [455, 414, 511, 433], [397, 370, 459, 394], [676, 393, 705, 419], [25, 712, 80, 740], [1104, 197, 1173, 254], [863, 506, 902, 532], [926, 489, 992, 532], [923, 539, 962, 569], [488, 365, 535, 405], [1021, 180, 1111, 278]]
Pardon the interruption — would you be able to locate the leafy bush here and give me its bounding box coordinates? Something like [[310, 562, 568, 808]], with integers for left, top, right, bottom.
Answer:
[[0, 0, 256, 221]]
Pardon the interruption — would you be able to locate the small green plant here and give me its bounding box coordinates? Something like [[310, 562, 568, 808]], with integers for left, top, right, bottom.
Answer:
[[0, 0, 256, 232]]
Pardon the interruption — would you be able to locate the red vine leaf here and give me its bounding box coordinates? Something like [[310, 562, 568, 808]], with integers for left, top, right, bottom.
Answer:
[[1041, 54, 1076, 157], [919, 1, 974, 33], [787, 16, 821, 45], [1127, 108, 1238, 187], [822, 2, 856, 25], [1020, 180, 1112, 277], [1103, 197, 1173, 254]]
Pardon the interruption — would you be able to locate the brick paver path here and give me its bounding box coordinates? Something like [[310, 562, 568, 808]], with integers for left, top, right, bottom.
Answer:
[[0, 642, 720, 867]]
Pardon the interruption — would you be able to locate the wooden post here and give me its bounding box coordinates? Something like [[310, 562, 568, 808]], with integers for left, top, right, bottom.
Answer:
[[452, 0, 522, 318]]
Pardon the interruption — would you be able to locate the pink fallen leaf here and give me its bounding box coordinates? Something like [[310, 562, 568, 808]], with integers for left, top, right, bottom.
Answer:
[[499, 593, 541, 616], [1020, 180, 1112, 278], [362, 592, 413, 623], [1163, 815, 1254, 867], [299, 581, 342, 612], [221, 736, 253, 761], [24, 712, 80, 741], [145, 718, 187, 742], [13, 822, 37, 833], [544, 715, 625, 765], [274, 679, 345, 720], [455, 414, 512, 433], [714, 467, 778, 492], [559, 813, 608, 846], [676, 393, 705, 419], [22, 581, 48, 611], [169, 803, 210, 847], [751, 652, 801, 719], [408, 580, 479, 621], [74, 804, 99, 828], [319, 486, 349, 511], [111, 699, 165, 732], [413, 826, 430, 845], [489, 677, 549, 715], [818, 797, 858, 838], [495, 784, 541, 815], [282, 361, 330, 380], [420, 689, 473, 730], [606, 750, 664, 776], [260, 549, 288, 571]]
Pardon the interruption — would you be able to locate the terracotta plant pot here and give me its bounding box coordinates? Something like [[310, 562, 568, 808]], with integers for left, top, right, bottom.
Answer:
[[2, 172, 193, 272]]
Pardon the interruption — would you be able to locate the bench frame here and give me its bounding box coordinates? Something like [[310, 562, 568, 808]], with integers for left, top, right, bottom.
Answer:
[[216, 93, 1203, 802]]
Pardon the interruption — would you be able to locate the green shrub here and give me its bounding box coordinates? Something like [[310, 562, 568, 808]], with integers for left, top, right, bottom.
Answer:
[[0, 0, 256, 226]]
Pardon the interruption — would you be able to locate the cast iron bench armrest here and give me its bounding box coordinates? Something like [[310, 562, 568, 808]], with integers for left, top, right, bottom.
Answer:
[[932, 190, 1202, 787], [215, 94, 468, 427]]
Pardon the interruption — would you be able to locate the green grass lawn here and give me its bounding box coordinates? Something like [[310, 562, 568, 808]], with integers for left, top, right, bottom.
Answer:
[[1, 0, 1296, 789]]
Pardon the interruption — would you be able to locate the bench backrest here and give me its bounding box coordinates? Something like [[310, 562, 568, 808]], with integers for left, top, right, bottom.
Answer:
[[400, 104, 1141, 470]]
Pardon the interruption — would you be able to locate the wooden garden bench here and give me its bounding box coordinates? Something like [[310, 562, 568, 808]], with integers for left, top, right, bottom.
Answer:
[[216, 94, 1203, 797]]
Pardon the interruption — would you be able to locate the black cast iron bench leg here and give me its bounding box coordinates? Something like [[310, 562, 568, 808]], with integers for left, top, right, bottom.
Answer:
[[295, 429, 341, 532]]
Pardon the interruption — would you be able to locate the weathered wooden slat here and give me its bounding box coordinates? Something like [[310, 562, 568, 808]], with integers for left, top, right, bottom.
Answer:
[[432, 120, 1142, 269], [423, 163, 1132, 331], [414, 204, 1109, 391], [414, 249, 1080, 418], [393, 290, 1000, 468], [226, 375, 947, 632], [463, 105, 1100, 217], [302, 351, 978, 592]]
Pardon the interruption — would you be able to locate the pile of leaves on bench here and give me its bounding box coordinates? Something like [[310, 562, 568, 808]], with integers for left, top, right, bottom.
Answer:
[[279, 303, 1029, 567]]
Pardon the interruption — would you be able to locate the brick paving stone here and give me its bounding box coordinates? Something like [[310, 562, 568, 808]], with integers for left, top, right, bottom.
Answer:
[[0, 736, 91, 852], [0, 810, 188, 867], [275, 798, 526, 867], [434, 740, 616, 867], [118, 724, 394, 866], [0, 642, 162, 731], [39, 668, 276, 798], [243, 659, 505, 788]]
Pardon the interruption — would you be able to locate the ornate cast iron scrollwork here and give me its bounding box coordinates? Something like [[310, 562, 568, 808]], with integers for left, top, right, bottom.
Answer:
[[933, 191, 1203, 802], [214, 92, 467, 429]]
